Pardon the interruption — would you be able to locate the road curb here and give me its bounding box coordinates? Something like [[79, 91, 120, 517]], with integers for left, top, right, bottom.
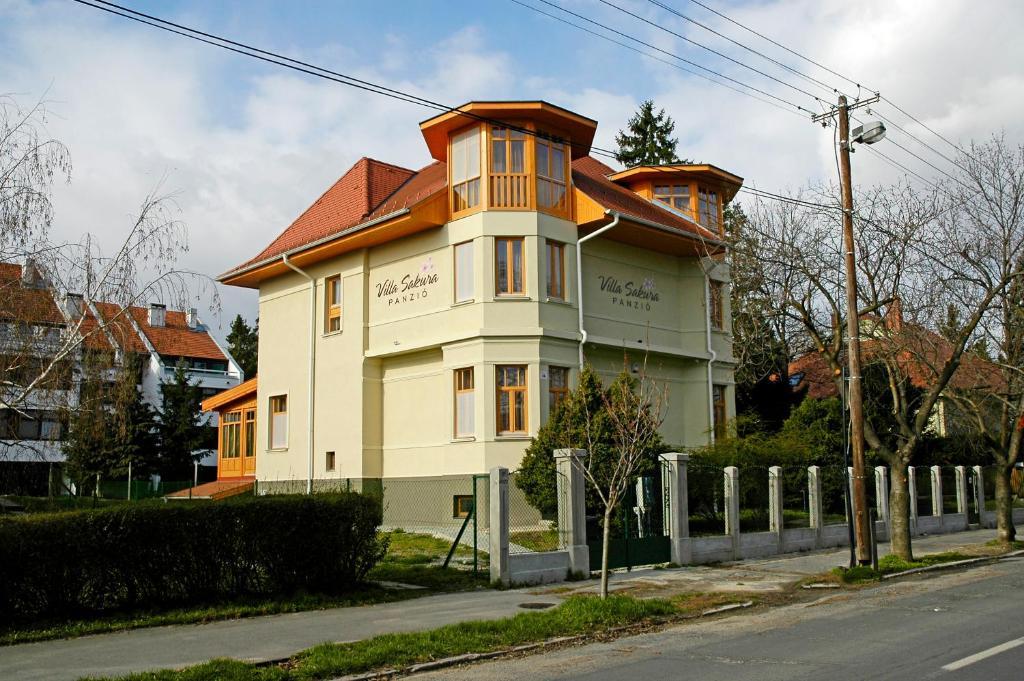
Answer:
[[880, 548, 1024, 580], [327, 601, 756, 680]]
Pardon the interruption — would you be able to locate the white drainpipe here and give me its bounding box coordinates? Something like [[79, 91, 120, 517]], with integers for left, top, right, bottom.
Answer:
[[704, 272, 718, 444], [576, 211, 621, 369], [282, 254, 316, 495]]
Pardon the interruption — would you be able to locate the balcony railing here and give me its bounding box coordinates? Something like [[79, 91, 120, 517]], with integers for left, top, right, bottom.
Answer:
[[490, 173, 530, 209]]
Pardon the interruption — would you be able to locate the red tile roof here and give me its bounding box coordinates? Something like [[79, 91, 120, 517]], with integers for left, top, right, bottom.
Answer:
[[127, 306, 227, 361], [91, 301, 150, 355], [572, 156, 724, 242], [0, 264, 65, 326], [235, 157, 429, 270]]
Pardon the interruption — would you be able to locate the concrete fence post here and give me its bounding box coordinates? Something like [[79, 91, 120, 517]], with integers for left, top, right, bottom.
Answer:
[[661, 452, 691, 565], [972, 465, 986, 526], [769, 466, 784, 550], [808, 465, 823, 534], [931, 465, 943, 526], [908, 466, 918, 533], [489, 467, 510, 586], [554, 448, 589, 575], [875, 466, 890, 524], [955, 466, 968, 515], [724, 466, 740, 556]]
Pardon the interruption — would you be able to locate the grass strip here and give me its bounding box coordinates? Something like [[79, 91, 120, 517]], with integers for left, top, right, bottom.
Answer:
[[831, 551, 974, 584], [79, 594, 735, 681]]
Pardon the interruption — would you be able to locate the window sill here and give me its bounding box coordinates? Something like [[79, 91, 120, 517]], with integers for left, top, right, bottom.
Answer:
[[322, 329, 343, 338], [452, 299, 475, 307], [494, 295, 531, 301], [545, 297, 570, 305], [268, 447, 288, 452], [451, 436, 476, 443], [496, 433, 530, 440]]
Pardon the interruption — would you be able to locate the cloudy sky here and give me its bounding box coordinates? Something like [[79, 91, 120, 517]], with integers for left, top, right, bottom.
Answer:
[[2, 0, 1022, 342]]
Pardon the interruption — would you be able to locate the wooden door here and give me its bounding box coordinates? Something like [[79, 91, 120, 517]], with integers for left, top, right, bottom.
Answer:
[[218, 410, 242, 478], [242, 408, 257, 476]]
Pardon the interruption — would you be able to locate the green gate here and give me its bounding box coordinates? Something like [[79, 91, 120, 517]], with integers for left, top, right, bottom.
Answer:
[[587, 461, 671, 571]]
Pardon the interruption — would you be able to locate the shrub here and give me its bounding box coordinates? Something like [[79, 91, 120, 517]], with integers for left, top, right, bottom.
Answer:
[[0, 493, 387, 623]]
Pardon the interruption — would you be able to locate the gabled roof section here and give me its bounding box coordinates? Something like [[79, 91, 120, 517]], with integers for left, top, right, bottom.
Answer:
[[202, 376, 257, 413], [220, 160, 448, 287], [241, 157, 416, 267], [127, 307, 227, 362], [0, 263, 65, 326], [572, 156, 724, 243], [609, 163, 744, 201], [92, 301, 149, 355]]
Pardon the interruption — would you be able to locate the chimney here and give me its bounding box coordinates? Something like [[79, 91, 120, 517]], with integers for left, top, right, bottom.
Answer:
[[148, 303, 166, 327], [186, 307, 198, 329], [64, 293, 84, 320], [21, 258, 42, 289], [886, 298, 903, 333]]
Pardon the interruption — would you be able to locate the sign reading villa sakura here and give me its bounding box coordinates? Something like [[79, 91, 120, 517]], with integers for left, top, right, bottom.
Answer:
[[598, 274, 661, 311], [370, 251, 446, 323]]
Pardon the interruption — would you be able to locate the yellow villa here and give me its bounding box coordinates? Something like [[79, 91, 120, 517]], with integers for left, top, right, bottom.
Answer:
[[219, 101, 741, 493]]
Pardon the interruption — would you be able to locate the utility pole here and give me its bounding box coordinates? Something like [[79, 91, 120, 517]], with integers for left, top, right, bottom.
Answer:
[[814, 93, 883, 565], [837, 96, 871, 564]]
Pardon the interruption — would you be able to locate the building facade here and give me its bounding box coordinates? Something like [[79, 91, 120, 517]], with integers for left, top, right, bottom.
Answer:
[[220, 101, 740, 490]]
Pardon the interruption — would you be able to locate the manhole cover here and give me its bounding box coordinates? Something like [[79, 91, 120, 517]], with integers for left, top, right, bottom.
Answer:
[[518, 602, 557, 610]]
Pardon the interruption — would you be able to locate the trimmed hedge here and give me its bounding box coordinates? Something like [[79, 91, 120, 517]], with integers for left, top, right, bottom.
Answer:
[[0, 493, 387, 623]]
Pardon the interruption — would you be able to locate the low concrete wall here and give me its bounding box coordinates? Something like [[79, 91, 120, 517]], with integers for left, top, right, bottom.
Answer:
[[508, 550, 570, 585], [819, 524, 849, 549], [739, 531, 779, 559], [782, 527, 818, 553], [916, 515, 942, 534], [691, 535, 734, 563]]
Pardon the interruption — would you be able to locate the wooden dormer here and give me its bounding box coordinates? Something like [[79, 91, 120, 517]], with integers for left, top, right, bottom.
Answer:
[[608, 164, 743, 236], [419, 101, 598, 221]]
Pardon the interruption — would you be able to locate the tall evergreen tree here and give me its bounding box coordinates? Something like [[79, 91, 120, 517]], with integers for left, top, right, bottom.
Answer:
[[157, 363, 206, 479], [226, 314, 258, 378], [614, 100, 686, 167]]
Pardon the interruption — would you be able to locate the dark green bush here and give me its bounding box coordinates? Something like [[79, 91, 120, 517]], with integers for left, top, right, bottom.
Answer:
[[0, 493, 387, 623]]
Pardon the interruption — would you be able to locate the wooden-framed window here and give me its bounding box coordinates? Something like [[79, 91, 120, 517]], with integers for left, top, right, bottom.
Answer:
[[548, 366, 569, 413], [269, 395, 288, 450], [454, 367, 475, 438], [496, 365, 528, 434], [243, 408, 256, 457], [222, 411, 242, 458], [451, 126, 481, 214], [453, 494, 474, 519], [495, 237, 525, 296], [712, 384, 727, 440], [325, 275, 342, 333], [536, 136, 568, 214], [709, 281, 724, 331], [454, 241, 474, 303], [489, 126, 528, 209], [654, 183, 692, 215], [698, 186, 721, 233], [546, 241, 565, 300], [325, 451, 336, 472]]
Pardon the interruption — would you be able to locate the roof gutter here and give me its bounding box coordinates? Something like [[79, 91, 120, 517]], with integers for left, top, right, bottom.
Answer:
[[281, 253, 317, 495], [220, 208, 411, 283], [576, 210, 620, 369], [704, 272, 719, 444]]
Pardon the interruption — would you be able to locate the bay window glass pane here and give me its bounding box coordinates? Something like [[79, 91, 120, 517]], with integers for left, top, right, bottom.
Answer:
[[451, 127, 480, 184], [498, 391, 510, 431], [496, 242, 508, 293], [510, 140, 525, 173], [456, 391, 474, 437], [455, 242, 474, 302], [512, 240, 523, 293], [551, 146, 565, 180], [514, 391, 526, 430], [491, 140, 506, 173], [536, 142, 548, 177]]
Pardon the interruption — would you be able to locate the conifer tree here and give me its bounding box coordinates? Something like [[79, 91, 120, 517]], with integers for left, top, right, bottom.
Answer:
[[156, 363, 206, 479], [614, 100, 686, 167], [226, 314, 258, 378]]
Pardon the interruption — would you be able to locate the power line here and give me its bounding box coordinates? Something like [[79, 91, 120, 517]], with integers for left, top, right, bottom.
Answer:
[[873, 110, 970, 173], [687, 0, 867, 93], [644, 0, 846, 99], [595, 0, 827, 106], [510, 0, 807, 119], [528, 0, 814, 115], [860, 144, 941, 191]]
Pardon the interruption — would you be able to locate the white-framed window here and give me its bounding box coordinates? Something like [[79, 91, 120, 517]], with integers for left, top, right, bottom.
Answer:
[[325, 275, 342, 333], [454, 241, 474, 303], [454, 367, 475, 438], [496, 365, 528, 434], [495, 237, 525, 296], [269, 394, 288, 450]]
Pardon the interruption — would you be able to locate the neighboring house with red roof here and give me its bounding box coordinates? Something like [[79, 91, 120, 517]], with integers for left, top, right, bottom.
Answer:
[[218, 100, 742, 498], [0, 262, 243, 494], [789, 302, 1006, 436]]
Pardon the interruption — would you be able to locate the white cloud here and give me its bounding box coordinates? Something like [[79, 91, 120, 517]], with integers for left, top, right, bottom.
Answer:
[[2, 0, 1023, 343]]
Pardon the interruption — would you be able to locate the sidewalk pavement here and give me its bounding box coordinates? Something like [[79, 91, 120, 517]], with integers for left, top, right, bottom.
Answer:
[[0, 528, 1003, 681]]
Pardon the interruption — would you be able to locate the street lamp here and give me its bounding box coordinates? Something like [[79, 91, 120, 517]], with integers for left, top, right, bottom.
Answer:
[[837, 96, 886, 565]]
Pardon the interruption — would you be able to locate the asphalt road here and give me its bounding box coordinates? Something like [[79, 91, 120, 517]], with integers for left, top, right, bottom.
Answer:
[[418, 557, 1024, 680]]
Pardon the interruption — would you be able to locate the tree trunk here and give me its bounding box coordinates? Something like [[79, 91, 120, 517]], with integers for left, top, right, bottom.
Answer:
[[888, 460, 914, 561], [994, 463, 1016, 545], [600, 507, 613, 599]]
